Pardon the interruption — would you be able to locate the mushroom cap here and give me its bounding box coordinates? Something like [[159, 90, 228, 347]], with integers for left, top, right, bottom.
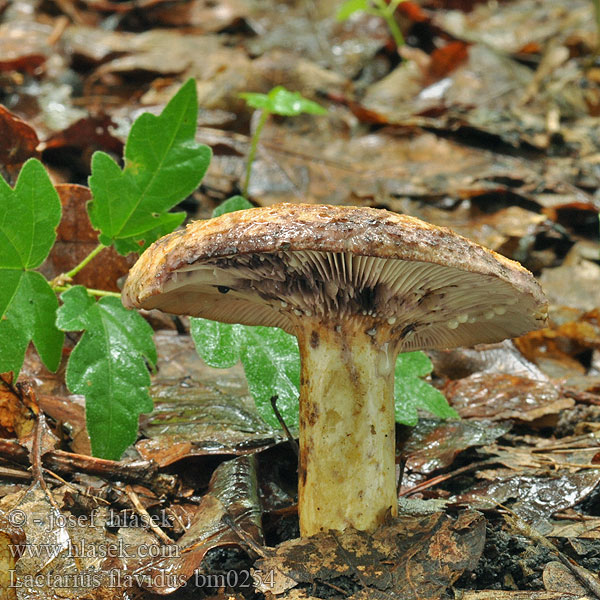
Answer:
[[122, 203, 548, 351]]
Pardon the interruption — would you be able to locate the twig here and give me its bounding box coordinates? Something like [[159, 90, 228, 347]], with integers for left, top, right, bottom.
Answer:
[[270, 395, 299, 457], [124, 484, 174, 544], [221, 512, 269, 559], [29, 412, 62, 513], [0, 440, 179, 497], [561, 386, 600, 406], [399, 459, 496, 497], [502, 506, 600, 600]]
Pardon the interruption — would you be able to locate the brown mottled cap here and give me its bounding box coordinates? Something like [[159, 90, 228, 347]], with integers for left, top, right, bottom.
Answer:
[[122, 203, 548, 350]]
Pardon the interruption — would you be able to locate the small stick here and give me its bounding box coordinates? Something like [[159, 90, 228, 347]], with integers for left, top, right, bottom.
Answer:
[[124, 484, 174, 544], [270, 395, 299, 457], [221, 512, 269, 559], [0, 440, 179, 497], [502, 506, 600, 600]]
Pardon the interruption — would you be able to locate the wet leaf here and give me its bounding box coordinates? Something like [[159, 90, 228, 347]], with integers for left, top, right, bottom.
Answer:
[[137, 380, 281, 465], [138, 456, 264, 594], [456, 471, 600, 527], [403, 419, 511, 475], [444, 373, 574, 422], [56, 286, 156, 459]]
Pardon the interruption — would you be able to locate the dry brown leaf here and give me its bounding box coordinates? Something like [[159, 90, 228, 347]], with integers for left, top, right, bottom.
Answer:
[[0, 375, 37, 439]]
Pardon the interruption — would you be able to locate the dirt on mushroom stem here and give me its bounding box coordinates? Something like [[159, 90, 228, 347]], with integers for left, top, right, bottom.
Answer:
[[293, 314, 401, 537]]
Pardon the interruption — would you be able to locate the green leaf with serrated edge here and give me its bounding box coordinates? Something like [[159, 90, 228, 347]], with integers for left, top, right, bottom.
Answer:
[[57, 286, 156, 460], [240, 86, 327, 117], [337, 0, 369, 20], [212, 195, 253, 218], [88, 79, 212, 255], [0, 159, 61, 269], [0, 159, 64, 374], [394, 351, 458, 426]]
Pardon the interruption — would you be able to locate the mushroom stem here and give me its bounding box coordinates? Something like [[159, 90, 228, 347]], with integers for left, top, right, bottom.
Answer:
[[296, 320, 398, 536]]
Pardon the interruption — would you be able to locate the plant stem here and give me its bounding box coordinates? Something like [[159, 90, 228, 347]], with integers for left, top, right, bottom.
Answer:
[[374, 0, 405, 48], [54, 285, 121, 299], [66, 243, 107, 280], [243, 109, 270, 198]]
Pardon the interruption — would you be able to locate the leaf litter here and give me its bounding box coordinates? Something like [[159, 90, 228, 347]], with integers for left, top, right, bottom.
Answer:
[[1, 0, 600, 597]]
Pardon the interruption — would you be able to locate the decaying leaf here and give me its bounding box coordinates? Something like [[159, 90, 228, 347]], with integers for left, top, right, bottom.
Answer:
[[136, 456, 263, 594], [444, 373, 574, 423], [0, 374, 37, 439], [255, 510, 485, 599]]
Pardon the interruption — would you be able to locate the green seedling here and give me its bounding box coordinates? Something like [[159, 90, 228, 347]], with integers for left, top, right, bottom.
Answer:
[[337, 0, 406, 49], [239, 86, 327, 197]]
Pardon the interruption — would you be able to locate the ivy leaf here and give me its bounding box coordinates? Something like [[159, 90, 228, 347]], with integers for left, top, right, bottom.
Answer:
[[394, 351, 458, 426], [190, 319, 242, 369], [0, 159, 64, 375], [191, 319, 300, 429], [240, 86, 327, 117], [88, 78, 212, 255], [57, 286, 156, 460]]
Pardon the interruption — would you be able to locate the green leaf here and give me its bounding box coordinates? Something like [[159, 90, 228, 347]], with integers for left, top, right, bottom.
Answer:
[[0, 271, 63, 375], [394, 351, 458, 426], [57, 286, 156, 460], [212, 195, 253, 218], [337, 0, 369, 20], [240, 86, 327, 117], [192, 316, 456, 430], [0, 159, 64, 375], [239, 327, 300, 428], [190, 319, 242, 369], [191, 319, 300, 429], [88, 78, 212, 255], [0, 158, 61, 269]]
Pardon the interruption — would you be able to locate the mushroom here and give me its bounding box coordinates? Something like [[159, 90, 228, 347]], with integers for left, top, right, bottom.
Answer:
[[122, 203, 548, 537]]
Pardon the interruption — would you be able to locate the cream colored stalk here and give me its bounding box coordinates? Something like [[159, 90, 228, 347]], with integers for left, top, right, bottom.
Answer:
[[296, 320, 398, 536]]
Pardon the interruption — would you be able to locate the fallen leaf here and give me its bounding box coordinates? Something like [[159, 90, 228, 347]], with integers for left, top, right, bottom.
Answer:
[[444, 373, 574, 422], [255, 510, 485, 599]]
